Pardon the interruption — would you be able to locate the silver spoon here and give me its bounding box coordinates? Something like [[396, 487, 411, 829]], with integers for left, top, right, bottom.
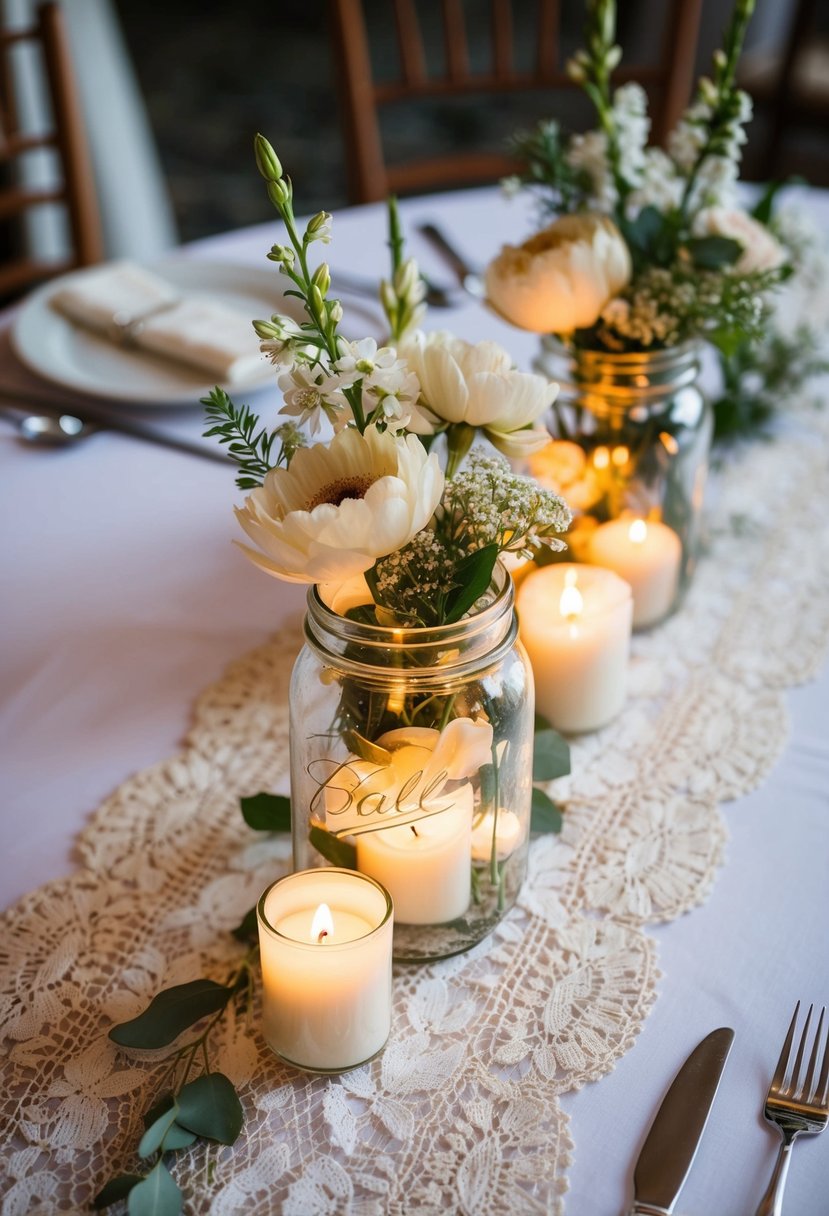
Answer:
[[17, 412, 98, 446]]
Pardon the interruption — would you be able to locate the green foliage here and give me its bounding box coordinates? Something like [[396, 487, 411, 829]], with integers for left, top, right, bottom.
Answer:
[[531, 788, 564, 833], [138, 1104, 181, 1158], [711, 325, 829, 440], [176, 1074, 244, 1145], [686, 236, 742, 270], [240, 792, 292, 831], [443, 544, 500, 624], [231, 906, 259, 944], [127, 1162, 182, 1216], [202, 387, 289, 490], [309, 825, 358, 869], [93, 1174, 144, 1210], [110, 980, 232, 1049], [343, 730, 392, 767], [533, 722, 572, 782]]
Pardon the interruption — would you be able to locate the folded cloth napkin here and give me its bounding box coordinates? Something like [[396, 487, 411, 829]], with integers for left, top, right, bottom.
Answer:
[[50, 260, 266, 385]]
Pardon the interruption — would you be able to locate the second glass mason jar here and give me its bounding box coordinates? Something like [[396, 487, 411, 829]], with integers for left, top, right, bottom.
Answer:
[[534, 339, 713, 627], [289, 564, 534, 963]]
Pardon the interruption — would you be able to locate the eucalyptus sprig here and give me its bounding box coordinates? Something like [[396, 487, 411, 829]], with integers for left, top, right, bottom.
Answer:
[[94, 952, 255, 1213]]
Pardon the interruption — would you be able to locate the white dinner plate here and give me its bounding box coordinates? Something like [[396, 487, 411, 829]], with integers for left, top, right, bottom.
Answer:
[[11, 258, 384, 408]]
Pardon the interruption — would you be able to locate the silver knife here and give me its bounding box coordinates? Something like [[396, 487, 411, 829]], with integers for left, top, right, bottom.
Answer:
[[628, 1026, 735, 1216], [417, 223, 486, 299]]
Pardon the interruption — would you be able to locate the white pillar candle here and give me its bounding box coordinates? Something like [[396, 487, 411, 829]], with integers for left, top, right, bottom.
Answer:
[[257, 868, 393, 1073], [356, 787, 472, 925], [588, 517, 682, 628], [470, 808, 523, 863], [517, 563, 632, 733]]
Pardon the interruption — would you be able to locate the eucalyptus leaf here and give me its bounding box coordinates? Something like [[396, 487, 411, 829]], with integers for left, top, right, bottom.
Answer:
[[533, 729, 571, 781], [93, 1174, 144, 1209], [531, 787, 564, 834], [110, 979, 232, 1049], [309, 825, 357, 869], [161, 1122, 197, 1151], [176, 1073, 244, 1145], [127, 1162, 182, 1216], [686, 235, 743, 270], [444, 543, 499, 624], [231, 905, 258, 944], [240, 792, 291, 832], [138, 1104, 180, 1159], [342, 729, 391, 767]]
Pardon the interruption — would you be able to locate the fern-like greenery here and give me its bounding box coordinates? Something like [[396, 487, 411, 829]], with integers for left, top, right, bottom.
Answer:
[[202, 387, 304, 490]]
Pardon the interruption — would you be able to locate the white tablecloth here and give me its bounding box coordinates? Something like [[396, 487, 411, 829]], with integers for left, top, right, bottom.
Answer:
[[1, 187, 828, 1215]]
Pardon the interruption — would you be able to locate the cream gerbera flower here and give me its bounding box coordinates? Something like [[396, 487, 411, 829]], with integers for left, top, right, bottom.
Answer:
[[234, 425, 444, 583]]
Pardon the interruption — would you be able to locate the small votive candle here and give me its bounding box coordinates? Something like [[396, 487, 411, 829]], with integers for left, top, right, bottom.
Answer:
[[588, 517, 682, 629], [257, 868, 393, 1074], [517, 563, 633, 733]]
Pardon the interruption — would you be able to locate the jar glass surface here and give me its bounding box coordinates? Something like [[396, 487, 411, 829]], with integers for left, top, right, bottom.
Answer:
[[535, 339, 713, 625], [289, 564, 534, 962]]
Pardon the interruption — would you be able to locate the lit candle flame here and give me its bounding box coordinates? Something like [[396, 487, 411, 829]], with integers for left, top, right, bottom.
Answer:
[[593, 446, 609, 470], [611, 445, 629, 467], [629, 519, 648, 545], [311, 902, 334, 944], [559, 569, 583, 619]]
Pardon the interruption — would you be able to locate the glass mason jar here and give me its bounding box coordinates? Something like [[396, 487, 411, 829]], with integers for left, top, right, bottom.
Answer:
[[534, 339, 713, 627], [289, 564, 534, 963]]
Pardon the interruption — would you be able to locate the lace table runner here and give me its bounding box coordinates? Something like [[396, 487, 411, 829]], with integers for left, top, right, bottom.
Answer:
[[2, 406, 829, 1215]]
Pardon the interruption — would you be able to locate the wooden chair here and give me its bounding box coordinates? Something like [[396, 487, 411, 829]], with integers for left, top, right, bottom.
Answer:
[[0, 2, 103, 296], [330, 0, 703, 204]]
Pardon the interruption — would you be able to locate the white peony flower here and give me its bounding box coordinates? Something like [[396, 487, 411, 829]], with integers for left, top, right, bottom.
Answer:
[[234, 425, 443, 583], [694, 207, 787, 275], [485, 214, 632, 335], [399, 331, 556, 457]]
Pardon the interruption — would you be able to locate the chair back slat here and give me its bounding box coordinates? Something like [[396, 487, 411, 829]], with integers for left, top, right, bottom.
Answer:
[[393, 0, 427, 86], [492, 0, 513, 80], [442, 0, 469, 82], [334, 0, 704, 203], [0, 2, 103, 293], [536, 0, 559, 79]]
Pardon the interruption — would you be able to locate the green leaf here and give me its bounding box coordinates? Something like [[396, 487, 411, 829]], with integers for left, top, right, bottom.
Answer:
[[309, 825, 357, 868], [110, 980, 232, 1049], [533, 729, 571, 781], [176, 1073, 244, 1145], [240, 792, 292, 832], [161, 1122, 197, 1151], [443, 544, 499, 624], [686, 236, 743, 270], [93, 1174, 144, 1209], [479, 762, 496, 809], [128, 1162, 182, 1216], [531, 787, 563, 833], [343, 729, 391, 766], [231, 906, 258, 944], [138, 1103, 180, 1158]]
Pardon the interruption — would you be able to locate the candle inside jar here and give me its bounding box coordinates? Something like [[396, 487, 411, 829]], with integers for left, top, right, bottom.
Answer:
[[588, 517, 681, 629], [470, 808, 523, 862], [275, 901, 371, 945], [517, 563, 632, 734], [356, 796, 472, 926]]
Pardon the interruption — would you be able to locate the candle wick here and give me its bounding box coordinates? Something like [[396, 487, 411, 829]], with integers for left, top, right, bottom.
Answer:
[[317, 930, 329, 944], [410, 824, 419, 838]]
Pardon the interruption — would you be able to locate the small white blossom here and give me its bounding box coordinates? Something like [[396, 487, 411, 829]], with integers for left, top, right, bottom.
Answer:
[[611, 83, 650, 190], [277, 365, 350, 434], [565, 130, 617, 212]]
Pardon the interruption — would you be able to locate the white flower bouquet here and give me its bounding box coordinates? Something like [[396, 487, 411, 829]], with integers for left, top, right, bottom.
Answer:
[[486, 0, 791, 357], [204, 140, 573, 956]]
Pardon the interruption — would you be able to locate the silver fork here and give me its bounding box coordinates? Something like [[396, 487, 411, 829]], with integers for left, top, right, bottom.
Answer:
[[756, 1002, 829, 1216]]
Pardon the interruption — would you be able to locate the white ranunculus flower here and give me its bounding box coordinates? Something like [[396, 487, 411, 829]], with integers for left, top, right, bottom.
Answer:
[[399, 331, 556, 457], [694, 207, 787, 275], [485, 214, 632, 335], [235, 425, 443, 584]]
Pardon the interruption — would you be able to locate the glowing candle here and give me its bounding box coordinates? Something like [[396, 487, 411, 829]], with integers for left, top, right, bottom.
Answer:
[[470, 808, 523, 863], [588, 517, 682, 628], [257, 868, 393, 1073], [517, 563, 632, 733], [356, 791, 472, 925]]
